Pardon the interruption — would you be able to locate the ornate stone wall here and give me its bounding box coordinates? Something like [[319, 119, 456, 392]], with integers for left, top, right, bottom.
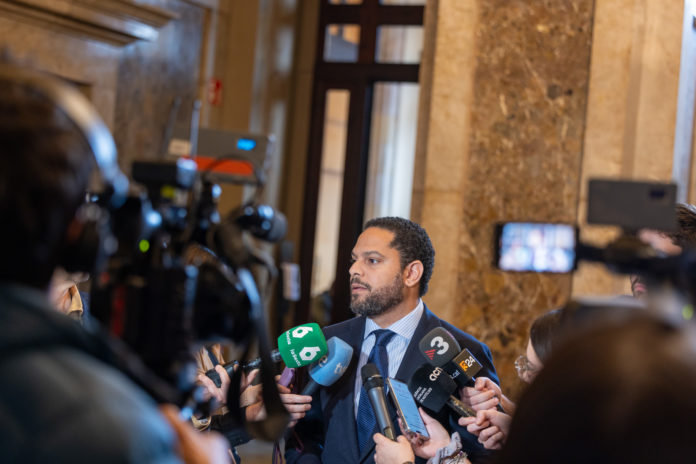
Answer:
[[414, 0, 594, 398], [415, 0, 685, 399], [0, 0, 218, 172], [112, 1, 205, 169]]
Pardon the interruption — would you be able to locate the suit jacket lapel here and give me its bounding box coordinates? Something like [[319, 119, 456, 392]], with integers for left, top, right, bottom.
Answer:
[[395, 305, 438, 382]]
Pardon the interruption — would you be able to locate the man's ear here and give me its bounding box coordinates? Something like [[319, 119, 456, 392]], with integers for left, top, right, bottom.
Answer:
[[403, 260, 423, 289]]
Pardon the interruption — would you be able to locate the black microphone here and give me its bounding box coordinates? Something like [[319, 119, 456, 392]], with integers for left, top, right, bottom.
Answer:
[[408, 365, 475, 418], [418, 328, 505, 412], [418, 327, 471, 388], [205, 352, 283, 388], [361, 363, 396, 440], [450, 348, 485, 384]]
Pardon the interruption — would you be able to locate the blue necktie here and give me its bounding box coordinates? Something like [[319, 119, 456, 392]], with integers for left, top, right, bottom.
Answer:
[[356, 329, 396, 453]]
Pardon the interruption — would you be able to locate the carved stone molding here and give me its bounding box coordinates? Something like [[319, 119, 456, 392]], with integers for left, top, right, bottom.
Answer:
[[0, 0, 179, 46]]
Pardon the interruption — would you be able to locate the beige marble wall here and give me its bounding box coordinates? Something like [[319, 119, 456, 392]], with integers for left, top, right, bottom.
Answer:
[[415, 0, 685, 398], [414, 0, 594, 398], [571, 0, 684, 297]]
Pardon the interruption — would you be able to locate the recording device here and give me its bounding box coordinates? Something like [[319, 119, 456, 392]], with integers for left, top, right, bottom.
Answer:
[[10, 63, 290, 440], [235, 203, 287, 243], [90, 154, 293, 439], [494, 222, 577, 273], [205, 323, 328, 387], [494, 179, 679, 274], [418, 329, 506, 413], [408, 365, 475, 418], [451, 348, 484, 383], [493, 179, 696, 327], [492, 179, 696, 313], [386, 378, 429, 439], [418, 327, 472, 388], [301, 336, 353, 396], [586, 179, 677, 232], [361, 363, 396, 440]]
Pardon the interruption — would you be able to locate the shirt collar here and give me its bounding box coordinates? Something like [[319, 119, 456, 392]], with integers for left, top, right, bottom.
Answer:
[[363, 299, 424, 341]]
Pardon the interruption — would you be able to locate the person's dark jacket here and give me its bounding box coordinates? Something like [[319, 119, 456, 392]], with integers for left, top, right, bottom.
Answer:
[[0, 284, 181, 463], [285, 305, 499, 464]]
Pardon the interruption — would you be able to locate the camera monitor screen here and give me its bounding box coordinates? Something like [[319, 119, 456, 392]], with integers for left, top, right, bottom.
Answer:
[[495, 222, 577, 273]]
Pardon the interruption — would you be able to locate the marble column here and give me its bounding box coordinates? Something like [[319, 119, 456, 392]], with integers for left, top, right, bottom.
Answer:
[[413, 0, 595, 398]]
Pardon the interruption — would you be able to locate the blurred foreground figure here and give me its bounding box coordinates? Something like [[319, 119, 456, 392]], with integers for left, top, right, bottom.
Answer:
[[497, 312, 696, 464], [0, 59, 227, 463], [630, 203, 696, 299]]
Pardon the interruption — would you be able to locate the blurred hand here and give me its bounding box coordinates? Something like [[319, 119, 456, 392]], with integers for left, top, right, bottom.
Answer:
[[400, 408, 451, 459], [196, 365, 232, 406], [373, 434, 414, 464], [160, 404, 230, 464], [240, 370, 260, 407], [458, 409, 511, 450], [459, 376, 501, 411], [277, 382, 313, 427], [245, 375, 313, 427]]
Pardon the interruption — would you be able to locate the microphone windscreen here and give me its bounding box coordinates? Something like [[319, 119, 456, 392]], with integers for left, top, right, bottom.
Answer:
[[451, 348, 483, 380], [308, 337, 353, 387], [408, 364, 457, 412], [418, 327, 461, 366], [276, 323, 328, 368], [361, 363, 384, 389]]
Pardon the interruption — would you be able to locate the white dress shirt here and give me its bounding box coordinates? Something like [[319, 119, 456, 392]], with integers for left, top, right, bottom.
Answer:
[[354, 299, 424, 415]]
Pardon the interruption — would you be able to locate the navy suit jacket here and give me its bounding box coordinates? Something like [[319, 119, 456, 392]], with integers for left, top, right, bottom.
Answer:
[[285, 304, 499, 464]]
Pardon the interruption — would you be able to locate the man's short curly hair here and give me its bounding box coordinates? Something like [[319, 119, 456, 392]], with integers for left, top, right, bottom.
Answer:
[[363, 217, 435, 296]]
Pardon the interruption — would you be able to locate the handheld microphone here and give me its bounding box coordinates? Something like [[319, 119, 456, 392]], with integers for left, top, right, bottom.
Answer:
[[408, 364, 475, 418], [301, 337, 353, 395], [418, 327, 471, 388], [205, 323, 328, 387], [361, 363, 396, 440], [418, 330, 504, 412], [451, 348, 484, 383]]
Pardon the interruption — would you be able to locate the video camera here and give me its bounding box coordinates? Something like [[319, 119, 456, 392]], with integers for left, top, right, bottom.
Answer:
[[493, 179, 696, 315], [89, 135, 291, 439]]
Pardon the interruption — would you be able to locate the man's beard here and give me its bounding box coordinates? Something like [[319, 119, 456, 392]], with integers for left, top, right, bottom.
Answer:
[[350, 274, 404, 317]]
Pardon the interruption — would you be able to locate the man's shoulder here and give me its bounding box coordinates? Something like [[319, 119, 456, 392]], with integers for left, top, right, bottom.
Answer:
[[420, 306, 490, 352], [0, 346, 177, 461], [322, 315, 363, 337], [0, 287, 178, 462]]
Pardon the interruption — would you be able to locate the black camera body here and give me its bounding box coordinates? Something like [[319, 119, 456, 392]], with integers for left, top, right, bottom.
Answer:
[[493, 179, 696, 316], [91, 158, 281, 395], [494, 179, 679, 274]]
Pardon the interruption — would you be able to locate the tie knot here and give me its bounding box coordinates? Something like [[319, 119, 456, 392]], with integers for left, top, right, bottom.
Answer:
[[372, 329, 396, 348]]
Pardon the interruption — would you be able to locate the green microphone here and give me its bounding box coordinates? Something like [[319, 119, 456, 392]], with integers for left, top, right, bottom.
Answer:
[[276, 322, 327, 368], [205, 323, 328, 387]]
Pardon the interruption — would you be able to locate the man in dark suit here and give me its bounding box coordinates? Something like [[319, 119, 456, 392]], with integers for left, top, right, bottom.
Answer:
[[286, 217, 498, 464]]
